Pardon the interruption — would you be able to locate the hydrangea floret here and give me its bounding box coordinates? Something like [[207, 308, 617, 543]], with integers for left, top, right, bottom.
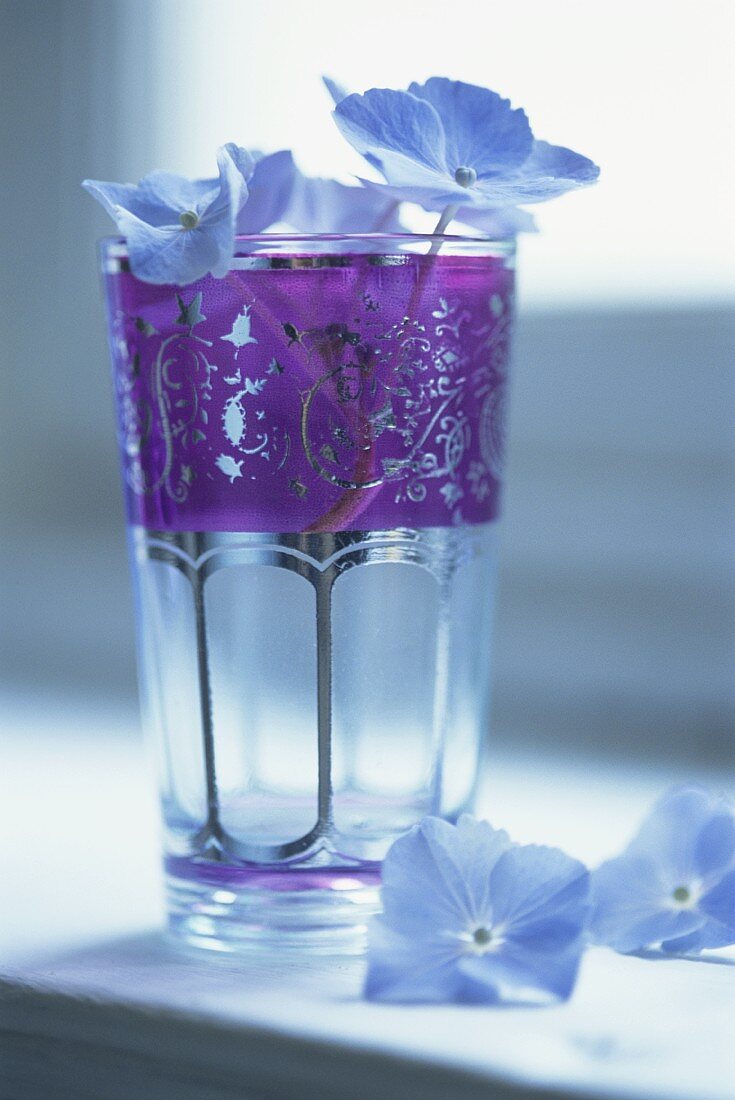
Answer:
[[83, 144, 252, 285], [365, 815, 590, 1005], [325, 77, 541, 236], [331, 77, 598, 233], [589, 786, 735, 954]]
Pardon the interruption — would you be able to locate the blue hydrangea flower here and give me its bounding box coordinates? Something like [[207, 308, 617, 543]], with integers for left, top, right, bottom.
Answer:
[[365, 815, 590, 1005], [83, 144, 252, 285], [235, 149, 296, 234], [326, 77, 535, 238], [332, 78, 599, 215], [283, 171, 404, 234], [589, 786, 735, 954]]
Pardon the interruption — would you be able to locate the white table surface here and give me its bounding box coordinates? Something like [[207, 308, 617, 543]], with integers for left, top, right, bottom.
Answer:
[[2, 693, 734, 1100]]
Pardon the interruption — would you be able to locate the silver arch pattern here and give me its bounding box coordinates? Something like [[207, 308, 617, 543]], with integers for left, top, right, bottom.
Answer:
[[132, 525, 492, 865]]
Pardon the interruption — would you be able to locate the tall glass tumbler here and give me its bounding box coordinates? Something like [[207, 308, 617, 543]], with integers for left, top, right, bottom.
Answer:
[[101, 234, 515, 952]]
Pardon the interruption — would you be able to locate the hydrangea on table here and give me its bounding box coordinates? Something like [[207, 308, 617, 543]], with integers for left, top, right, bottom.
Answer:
[[365, 815, 590, 1005], [589, 786, 735, 955]]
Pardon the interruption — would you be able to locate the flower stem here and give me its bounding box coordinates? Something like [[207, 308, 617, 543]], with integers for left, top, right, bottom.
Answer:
[[429, 203, 460, 254], [432, 203, 459, 236]]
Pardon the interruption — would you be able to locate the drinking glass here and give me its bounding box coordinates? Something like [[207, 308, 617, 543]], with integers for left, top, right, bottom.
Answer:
[[100, 233, 515, 952]]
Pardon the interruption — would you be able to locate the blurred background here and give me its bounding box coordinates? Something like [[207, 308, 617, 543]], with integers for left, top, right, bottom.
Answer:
[[1, 0, 733, 767]]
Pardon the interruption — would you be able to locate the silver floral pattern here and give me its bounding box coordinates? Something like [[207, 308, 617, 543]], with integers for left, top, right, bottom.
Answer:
[[103, 249, 514, 532]]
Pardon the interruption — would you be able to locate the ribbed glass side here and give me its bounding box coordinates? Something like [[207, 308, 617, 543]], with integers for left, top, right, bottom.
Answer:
[[130, 524, 497, 870]]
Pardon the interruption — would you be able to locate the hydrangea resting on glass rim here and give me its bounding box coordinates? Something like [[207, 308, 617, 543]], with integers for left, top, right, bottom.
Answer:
[[83, 75, 599, 285]]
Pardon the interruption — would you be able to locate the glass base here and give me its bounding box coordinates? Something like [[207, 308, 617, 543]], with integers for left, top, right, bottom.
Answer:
[[165, 858, 381, 955]]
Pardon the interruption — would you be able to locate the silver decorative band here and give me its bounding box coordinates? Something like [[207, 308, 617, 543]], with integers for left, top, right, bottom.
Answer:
[[133, 524, 492, 582], [105, 253, 421, 274]]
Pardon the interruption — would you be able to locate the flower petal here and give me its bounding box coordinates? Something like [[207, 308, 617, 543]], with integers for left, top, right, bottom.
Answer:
[[379, 815, 511, 937], [334, 88, 449, 177], [83, 176, 205, 227], [111, 213, 215, 285], [284, 175, 403, 235], [697, 868, 735, 945], [660, 914, 735, 954], [619, 909, 704, 952], [355, 178, 474, 212], [199, 144, 248, 225], [660, 929, 710, 953], [235, 150, 295, 233], [488, 844, 590, 946], [695, 813, 735, 878], [136, 171, 217, 219], [82, 179, 150, 222], [459, 937, 584, 1004], [467, 139, 599, 205], [627, 786, 735, 883], [222, 143, 255, 187], [589, 852, 704, 952], [455, 205, 537, 237], [322, 75, 350, 105], [523, 140, 600, 186], [364, 920, 462, 1004], [408, 78, 532, 176]]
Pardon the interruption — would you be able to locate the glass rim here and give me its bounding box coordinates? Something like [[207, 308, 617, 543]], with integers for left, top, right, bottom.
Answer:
[[100, 231, 516, 256]]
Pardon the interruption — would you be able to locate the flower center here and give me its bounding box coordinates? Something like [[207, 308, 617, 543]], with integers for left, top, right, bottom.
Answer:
[[672, 885, 691, 905], [179, 210, 200, 229], [454, 166, 477, 188], [471, 926, 493, 952]]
